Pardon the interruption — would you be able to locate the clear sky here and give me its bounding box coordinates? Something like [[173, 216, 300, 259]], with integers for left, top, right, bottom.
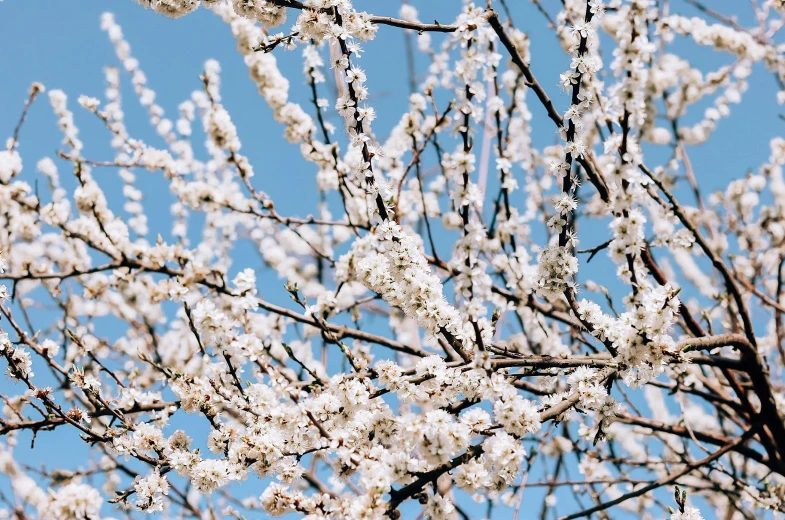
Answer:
[[0, 1, 781, 518]]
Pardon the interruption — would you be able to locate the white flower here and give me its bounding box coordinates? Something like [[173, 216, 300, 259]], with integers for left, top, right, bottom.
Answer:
[[671, 506, 704, 520], [135, 469, 170, 512], [424, 493, 455, 520], [43, 483, 102, 520], [204, 104, 240, 150], [0, 150, 23, 182], [494, 394, 541, 436], [535, 246, 579, 300], [77, 95, 101, 110]]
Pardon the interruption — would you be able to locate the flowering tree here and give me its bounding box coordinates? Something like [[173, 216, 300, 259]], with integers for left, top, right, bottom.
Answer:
[[2, 0, 785, 518]]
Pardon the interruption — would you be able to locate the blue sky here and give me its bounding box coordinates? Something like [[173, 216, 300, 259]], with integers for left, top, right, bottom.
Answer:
[[0, 0, 782, 518]]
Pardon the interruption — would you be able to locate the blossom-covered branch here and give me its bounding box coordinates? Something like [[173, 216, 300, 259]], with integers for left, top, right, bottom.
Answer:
[[2, 0, 785, 519]]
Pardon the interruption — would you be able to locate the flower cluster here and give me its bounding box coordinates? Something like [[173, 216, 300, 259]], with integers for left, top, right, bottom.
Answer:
[[671, 506, 705, 520], [535, 245, 579, 300], [343, 222, 475, 354], [578, 283, 680, 386]]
